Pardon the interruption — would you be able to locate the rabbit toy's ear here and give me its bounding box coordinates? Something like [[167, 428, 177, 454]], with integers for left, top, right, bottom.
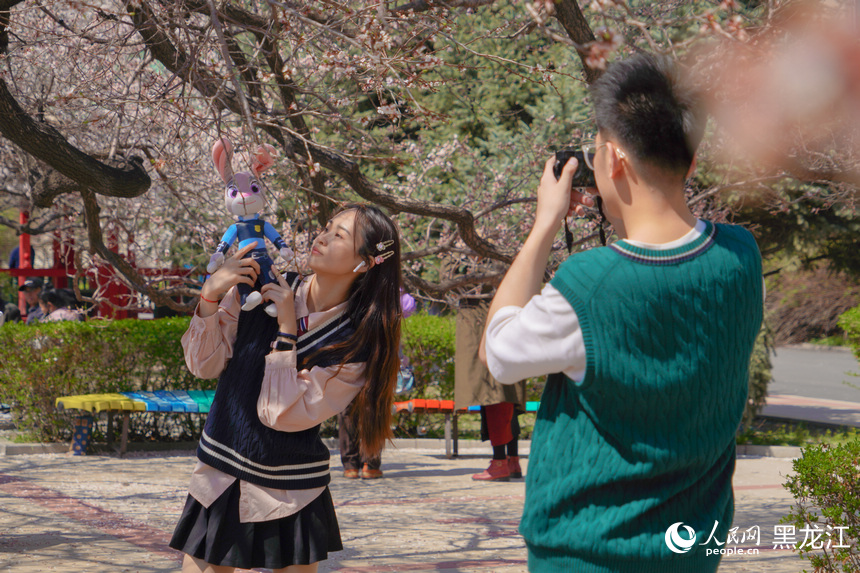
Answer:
[[212, 138, 235, 183], [250, 144, 277, 178]]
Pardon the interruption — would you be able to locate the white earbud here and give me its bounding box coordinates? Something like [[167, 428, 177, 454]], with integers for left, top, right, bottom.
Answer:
[[352, 261, 367, 273]]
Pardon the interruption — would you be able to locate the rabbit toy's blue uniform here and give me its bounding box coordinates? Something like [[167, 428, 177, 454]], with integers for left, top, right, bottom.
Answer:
[[207, 138, 293, 316], [213, 215, 290, 305]]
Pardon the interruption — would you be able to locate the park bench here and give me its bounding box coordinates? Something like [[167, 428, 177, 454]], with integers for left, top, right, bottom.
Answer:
[[55, 390, 215, 456], [392, 398, 540, 458], [55, 392, 539, 458]]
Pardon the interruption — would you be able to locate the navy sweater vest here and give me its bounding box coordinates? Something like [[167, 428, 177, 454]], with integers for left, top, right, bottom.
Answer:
[[197, 273, 363, 490]]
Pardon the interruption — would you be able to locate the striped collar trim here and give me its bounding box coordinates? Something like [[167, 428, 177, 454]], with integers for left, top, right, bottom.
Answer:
[[609, 220, 717, 265], [296, 311, 350, 358], [288, 273, 351, 357]]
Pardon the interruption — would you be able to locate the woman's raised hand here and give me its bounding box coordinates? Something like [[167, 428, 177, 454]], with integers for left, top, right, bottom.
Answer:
[[201, 243, 260, 302], [261, 272, 297, 335]]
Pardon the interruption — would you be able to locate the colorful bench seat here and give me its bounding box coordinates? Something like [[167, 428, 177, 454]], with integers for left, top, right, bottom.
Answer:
[[56, 390, 216, 414], [393, 399, 540, 414], [391, 399, 541, 458], [55, 390, 216, 455]]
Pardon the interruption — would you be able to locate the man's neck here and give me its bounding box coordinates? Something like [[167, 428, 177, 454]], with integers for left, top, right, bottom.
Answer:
[[614, 182, 698, 244]]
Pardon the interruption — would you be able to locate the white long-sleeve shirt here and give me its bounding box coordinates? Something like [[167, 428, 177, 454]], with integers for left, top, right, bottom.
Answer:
[[485, 220, 708, 385], [181, 279, 365, 522]]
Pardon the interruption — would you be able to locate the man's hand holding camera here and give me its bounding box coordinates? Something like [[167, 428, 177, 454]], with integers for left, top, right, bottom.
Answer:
[[479, 153, 597, 366], [534, 155, 595, 235]]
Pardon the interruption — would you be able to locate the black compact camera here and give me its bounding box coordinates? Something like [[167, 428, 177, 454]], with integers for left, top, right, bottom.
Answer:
[[553, 150, 596, 188]]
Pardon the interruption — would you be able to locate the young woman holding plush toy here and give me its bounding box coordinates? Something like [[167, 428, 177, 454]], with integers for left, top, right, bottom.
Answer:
[[170, 141, 403, 573]]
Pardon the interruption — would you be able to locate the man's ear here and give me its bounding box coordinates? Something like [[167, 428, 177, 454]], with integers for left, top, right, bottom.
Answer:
[[608, 142, 625, 179]]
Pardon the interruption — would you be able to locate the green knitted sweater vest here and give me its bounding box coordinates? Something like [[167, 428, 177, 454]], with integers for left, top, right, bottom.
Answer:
[[523, 221, 763, 573]]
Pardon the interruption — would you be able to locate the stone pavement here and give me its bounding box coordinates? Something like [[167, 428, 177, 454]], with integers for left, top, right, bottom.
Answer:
[[0, 440, 810, 573]]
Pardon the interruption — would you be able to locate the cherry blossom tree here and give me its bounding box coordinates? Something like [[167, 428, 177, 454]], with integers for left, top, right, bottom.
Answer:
[[0, 0, 855, 312]]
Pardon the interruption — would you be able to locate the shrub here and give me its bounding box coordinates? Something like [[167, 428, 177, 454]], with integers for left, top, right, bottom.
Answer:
[[400, 312, 456, 397], [742, 324, 775, 431], [396, 312, 456, 437], [0, 313, 462, 443], [838, 305, 860, 363], [0, 318, 209, 442], [783, 439, 860, 572]]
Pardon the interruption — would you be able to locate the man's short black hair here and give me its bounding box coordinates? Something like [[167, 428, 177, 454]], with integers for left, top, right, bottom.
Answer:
[[591, 52, 705, 177]]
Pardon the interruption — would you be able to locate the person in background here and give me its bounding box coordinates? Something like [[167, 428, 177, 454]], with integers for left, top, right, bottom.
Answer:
[[0, 294, 22, 324], [19, 277, 44, 324], [339, 289, 416, 479], [8, 245, 35, 269], [38, 289, 83, 322], [455, 297, 526, 482]]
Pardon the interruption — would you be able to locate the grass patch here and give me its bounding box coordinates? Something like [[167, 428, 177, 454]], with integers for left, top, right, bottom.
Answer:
[[807, 335, 851, 347], [737, 418, 860, 447], [10, 430, 42, 443]]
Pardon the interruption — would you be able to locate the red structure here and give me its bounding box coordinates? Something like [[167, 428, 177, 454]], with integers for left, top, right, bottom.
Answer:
[[2, 211, 193, 320]]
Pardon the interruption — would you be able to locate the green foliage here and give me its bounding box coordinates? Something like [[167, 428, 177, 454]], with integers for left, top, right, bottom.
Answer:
[[400, 312, 456, 399], [396, 312, 457, 437], [730, 179, 860, 279], [838, 305, 860, 364], [0, 318, 209, 442], [0, 311, 465, 443], [783, 439, 860, 571], [742, 324, 774, 431], [319, 5, 599, 288], [738, 420, 860, 447]]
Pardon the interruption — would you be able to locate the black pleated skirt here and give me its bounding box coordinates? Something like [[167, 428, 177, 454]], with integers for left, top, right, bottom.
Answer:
[[169, 481, 343, 569]]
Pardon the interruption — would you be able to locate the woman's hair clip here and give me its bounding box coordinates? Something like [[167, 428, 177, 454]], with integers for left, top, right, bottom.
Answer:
[[376, 239, 394, 252], [374, 250, 395, 265]]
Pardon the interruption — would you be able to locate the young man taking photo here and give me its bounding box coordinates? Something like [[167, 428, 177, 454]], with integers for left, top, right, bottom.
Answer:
[[481, 53, 763, 572]]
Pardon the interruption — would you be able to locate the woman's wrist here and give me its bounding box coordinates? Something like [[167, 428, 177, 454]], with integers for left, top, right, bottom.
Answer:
[[200, 293, 219, 304], [200, 284, 223, 302]]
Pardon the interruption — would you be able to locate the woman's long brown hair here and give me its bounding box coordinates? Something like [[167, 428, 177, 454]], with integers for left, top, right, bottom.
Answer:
[[324, 204, 402, 458]]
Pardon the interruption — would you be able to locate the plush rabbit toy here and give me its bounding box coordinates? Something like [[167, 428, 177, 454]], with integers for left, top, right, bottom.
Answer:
[[207, 137, 293, 316]]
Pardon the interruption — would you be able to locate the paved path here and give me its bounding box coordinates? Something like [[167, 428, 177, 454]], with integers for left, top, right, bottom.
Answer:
[[0, 445, 808, 573], [763, 345, 860, 427], [769, 346, 859, 401], [4, 344, 855, 572]]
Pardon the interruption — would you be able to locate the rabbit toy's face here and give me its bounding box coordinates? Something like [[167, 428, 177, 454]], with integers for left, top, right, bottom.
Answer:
[[225, 172, 265, 217], [212, 137, 277, 218]]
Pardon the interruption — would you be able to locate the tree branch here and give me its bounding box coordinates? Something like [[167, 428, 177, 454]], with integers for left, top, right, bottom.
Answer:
[[0, 82, 151, 203], [81, 189, 197, 313], [392, 0, 498, 14], [0, 6, 150, 204], [403, 268, 503, 298], [129, 0, 513, 264], [553, 0, 601, 83]]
